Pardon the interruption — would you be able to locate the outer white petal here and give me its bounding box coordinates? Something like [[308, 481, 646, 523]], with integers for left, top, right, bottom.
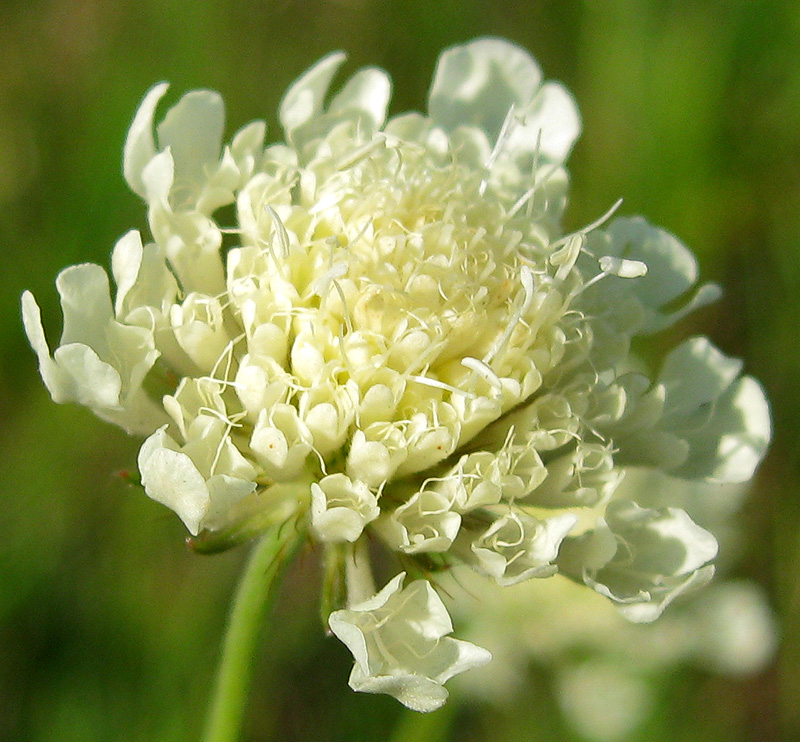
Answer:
[[659, 338, 771, 482], [310, 474, 379, 543], [615, 566, 716, 623], [141, 148, 175, 205], [52, 343, 122, 409], [138, 427, 210, 535], [636, 505, 720, 575], [676, 375, 771, 483], [311, 499, 365, 543], [57, 264, 114, 349], [156, 89, 225, 191], [348, 665, 450, 713], [384, 112, 442, 150], [559, 502, 719, 622], [528, 442, 620, 508], [428, 37, 543, 141], [508, 81, 581, 163], [231, 120, 266, 162], [466, 511, 577, 586], [250, 403, 313, 481], [23, 274, 163, 434], [111, 236, 179, 320], [328, 67, 392, 130], [346, 430, 395, 487], [23, 266, 124, 409], [377, 489, 462, 554], [124, 82, 169, 199], [607, 217, 701, 308], [659, 337, 742, 423], [558, 517, 618, 574], [111, 230, 144, 317], [279, 51, 347, 136], [21, 290, 71, 403], [230, 120, 267, 182], [138, 426, 256, 535], [170, 293, 230, 371], [329, 572, 406, 671], [203, 474, 259, 531], [609, 337, 769, 482]]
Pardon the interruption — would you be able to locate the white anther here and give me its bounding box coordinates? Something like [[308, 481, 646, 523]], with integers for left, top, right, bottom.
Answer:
[[409, 375, 476, 399], [312, 261, 349, 298], [598, 256, 648, 279], [265, 205, 290, 257], [461, 357, 503, 390], [308, 189, 343, 215]]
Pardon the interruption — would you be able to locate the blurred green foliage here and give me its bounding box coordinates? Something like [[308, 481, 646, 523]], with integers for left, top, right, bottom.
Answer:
[[1, 1, 797, 740]]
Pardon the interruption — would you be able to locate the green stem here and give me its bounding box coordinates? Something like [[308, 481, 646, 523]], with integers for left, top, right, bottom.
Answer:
[[202, 515, 305, 742]]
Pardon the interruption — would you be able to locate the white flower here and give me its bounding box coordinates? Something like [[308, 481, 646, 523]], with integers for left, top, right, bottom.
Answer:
[[24, 37, 771, 710], [375, 487, 463, 554], [21, 261, 164, 435], [460, 510, 577, 586], [328, 573, 492, 712], [310, 473, 379, 542], [138, 424, 256, 536], [557, 500, 719, 622], [250, 403, 313, 482]]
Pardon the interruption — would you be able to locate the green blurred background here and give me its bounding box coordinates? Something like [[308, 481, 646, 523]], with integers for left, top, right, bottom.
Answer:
[[1, 1, 798, 740]]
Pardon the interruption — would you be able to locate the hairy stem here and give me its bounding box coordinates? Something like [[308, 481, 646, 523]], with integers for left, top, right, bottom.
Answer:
[[202, 514, 305, 742]]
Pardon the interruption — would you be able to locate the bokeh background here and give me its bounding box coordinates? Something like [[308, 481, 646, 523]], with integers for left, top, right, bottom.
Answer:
[[1, 1, 798, 740]]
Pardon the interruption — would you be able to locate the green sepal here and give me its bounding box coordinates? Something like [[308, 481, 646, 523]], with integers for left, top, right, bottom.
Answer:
[[187, 527, 258, 555], [189, 480, 313, 555], [401, 551, 453, 582], [188, 501, 306, 555]]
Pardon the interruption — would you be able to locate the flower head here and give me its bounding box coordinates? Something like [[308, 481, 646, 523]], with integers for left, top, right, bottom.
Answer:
[[23, 38, 770, 710]]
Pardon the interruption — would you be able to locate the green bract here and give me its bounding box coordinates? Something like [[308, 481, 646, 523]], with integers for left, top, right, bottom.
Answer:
[[22, 38, 770, 711]]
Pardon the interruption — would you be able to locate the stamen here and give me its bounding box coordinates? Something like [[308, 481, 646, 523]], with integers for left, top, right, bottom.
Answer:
[[408, 375, 476, 399], [264, 205, 290, 258], [484, 264, 535, 365], [581, 198, 624, 235], [312, 261, 349, 298], [335, 136, 387, 171], [505, 164, 559, 221], [461, 357, 503, 390], [598, 255, 648, 278], [209, 333, 246, 382], [480, 104, 517, 196], [334, 280, 354, 335], [309, 189, 343, 216], [572, 254, 649, 299]]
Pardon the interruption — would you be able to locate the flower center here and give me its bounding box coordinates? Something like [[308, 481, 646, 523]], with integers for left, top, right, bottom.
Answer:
[[218, 134, 581, 484]]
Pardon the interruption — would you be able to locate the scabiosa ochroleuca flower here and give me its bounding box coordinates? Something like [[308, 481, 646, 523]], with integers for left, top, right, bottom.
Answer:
[[22, 38, 770, 712]]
